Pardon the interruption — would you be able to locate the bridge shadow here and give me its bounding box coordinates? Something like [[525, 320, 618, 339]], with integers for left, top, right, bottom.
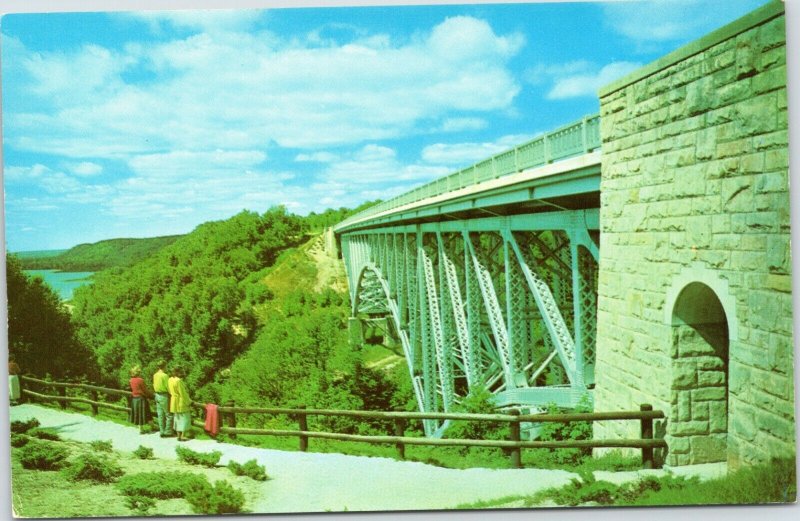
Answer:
[[655, 419, 668, 467]]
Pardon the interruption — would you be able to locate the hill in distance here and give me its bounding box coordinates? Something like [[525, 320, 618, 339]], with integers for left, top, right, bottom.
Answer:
[[17, 235, 183, 272]]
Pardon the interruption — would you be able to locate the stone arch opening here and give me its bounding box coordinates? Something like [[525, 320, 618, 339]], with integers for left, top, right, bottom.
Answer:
[[669, 281, 730, 465]]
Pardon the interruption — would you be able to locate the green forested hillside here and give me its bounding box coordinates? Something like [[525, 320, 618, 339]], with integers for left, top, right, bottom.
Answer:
[[6, 255, 92, 379], [12, 200, 407, 426], [70, 208, 305, 388], [19, 235, 182, 271]]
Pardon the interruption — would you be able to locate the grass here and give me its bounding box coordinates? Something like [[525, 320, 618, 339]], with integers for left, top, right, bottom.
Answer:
[[460, 457, 797, 509], [11, 437, 262, 517], [623, 458, 797, 506]]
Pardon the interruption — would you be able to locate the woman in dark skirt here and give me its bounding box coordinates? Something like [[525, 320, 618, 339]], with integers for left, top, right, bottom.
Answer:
[[129, 365, 153, 433]]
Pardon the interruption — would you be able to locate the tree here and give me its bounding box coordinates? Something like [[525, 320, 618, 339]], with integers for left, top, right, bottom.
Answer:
[[6, 254, 95, 379]]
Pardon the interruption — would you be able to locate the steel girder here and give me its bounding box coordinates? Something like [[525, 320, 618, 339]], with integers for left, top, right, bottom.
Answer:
[[341, 210, 599, 435]]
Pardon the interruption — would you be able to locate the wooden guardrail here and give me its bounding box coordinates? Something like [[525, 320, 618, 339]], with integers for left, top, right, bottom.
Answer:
[[16, 375, 666, 469]]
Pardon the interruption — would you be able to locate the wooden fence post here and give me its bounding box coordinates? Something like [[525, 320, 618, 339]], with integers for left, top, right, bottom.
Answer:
[[509, 409, 522, 469], [90, 390, 99, 416], [393, 418, 406, 460], [298, 406, 308, 452], [640, 403, 654, 469], [18, 377, 25, 404], [225, 400, 237, 439], [59, 386, 67, 410]]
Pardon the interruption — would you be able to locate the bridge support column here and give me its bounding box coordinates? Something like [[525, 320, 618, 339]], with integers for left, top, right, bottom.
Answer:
[[348, 317, 364, 346]]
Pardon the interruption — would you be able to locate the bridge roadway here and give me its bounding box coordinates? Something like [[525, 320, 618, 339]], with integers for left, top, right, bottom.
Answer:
[[333, 115, 603, 437]]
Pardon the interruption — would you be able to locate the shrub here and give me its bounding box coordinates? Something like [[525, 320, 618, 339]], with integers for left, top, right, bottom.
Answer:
[[139, 423, 157, 434], [29, 428, 61, 441], [124, 495, 156, 515], [90, 440, 113, 452], [117, 471, 208, 500], [19, 441, 69, 470], [185, 479, 245, 514], [11, 434, 30, 448], [10, 418, 40, 434], [534, 396, 593, 466], [63, 454, 125, 483], [132, 445, 154, 460], [175, 446, 222, 468], [446, 386, 509, 442], [228, 459, 268, 481]]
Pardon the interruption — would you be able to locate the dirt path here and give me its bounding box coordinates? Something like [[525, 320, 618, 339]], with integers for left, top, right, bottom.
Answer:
[[306, 234, 348, 293], [10, 404, 584, 513]]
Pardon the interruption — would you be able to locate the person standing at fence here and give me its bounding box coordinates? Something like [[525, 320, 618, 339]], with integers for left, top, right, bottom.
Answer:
[[152, 360, 174, 438], [171, 366, 192, 442], [129, 365, 154, 434], [9, 358, 21, 405]]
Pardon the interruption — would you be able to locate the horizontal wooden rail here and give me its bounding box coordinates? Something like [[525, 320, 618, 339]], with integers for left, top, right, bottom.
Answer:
[[215, 405, 664, 424], [20, 375, 131, 397], [22, 389, 130, 413], [16, 374, 666, 469], [219, 426, 667, 450]]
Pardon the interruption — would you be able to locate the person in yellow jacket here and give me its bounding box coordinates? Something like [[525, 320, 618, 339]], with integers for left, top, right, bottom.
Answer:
[[152, 360, 174, 437], [170, 366, 192, 441]]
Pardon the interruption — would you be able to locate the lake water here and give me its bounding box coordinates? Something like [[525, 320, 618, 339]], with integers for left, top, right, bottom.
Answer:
[[24, 270, 95, 301]]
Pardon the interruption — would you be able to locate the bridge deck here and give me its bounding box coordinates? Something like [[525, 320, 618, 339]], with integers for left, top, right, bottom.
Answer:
[[336, 150, 601, 233], [335, 113, 601, 234]]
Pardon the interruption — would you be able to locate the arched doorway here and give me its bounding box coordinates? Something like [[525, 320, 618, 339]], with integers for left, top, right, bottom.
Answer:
[[669, 281, 730, 465]]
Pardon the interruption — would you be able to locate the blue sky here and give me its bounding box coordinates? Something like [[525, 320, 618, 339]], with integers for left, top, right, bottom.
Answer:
[[1, 0, 769, 251]]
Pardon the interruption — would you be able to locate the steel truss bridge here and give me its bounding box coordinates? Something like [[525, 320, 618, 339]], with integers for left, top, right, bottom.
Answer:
[[334, 115, 602, 437]]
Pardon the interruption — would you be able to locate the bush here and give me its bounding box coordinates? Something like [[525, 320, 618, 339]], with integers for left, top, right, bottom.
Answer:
[[117, 471, 208, 500], [90, 440, 113, 452], [132, 445, 154, 460], [446, 386, 509, 442], [19, 441, 69, 470], [185, 479, 245, 514], [176, 446, 222, 468], [228, 459, 268, 481], [533, 396, 593, 466], [124, 495, 156, 515], [11, 434, 30, 448], [117, 471, 245, 514], [63, 454, 125, 483], [29, 428, 61, 441], [11, 418, 40, 434]]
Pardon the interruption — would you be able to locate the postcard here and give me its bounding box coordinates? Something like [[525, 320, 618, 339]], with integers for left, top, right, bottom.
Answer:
[[3, 0, 797, 518]]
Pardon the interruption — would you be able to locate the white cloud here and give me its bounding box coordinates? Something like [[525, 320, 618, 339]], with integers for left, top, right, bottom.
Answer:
[[295, 151, 340, 163], [421, 134, 534, 166], [68, 161, 104, 177], [525, 60, 591, 85], [547, 61, 642, 99], [127, 10, 264, 34], [5, 15, 523, 157], [322, 144, 449, 186], [438, 117, 488, 133], [603, 0, 765, 46], [4, 164, 51, 182], [128, 149, 267, 178]]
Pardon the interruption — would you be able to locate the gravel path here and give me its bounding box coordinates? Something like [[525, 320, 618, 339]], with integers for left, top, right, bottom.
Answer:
[[10, 404, 728, 514]]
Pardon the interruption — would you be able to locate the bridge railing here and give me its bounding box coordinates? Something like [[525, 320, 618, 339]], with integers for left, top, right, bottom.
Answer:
[[334, 113, 601, 232], [17, 374, 665, 469]]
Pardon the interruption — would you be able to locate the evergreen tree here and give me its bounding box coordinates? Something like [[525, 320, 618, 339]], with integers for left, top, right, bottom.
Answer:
[[6, 254, 95, 379]]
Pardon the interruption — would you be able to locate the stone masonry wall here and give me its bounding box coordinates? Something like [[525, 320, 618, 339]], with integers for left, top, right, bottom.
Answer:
[[594, 2, 794, 467]]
